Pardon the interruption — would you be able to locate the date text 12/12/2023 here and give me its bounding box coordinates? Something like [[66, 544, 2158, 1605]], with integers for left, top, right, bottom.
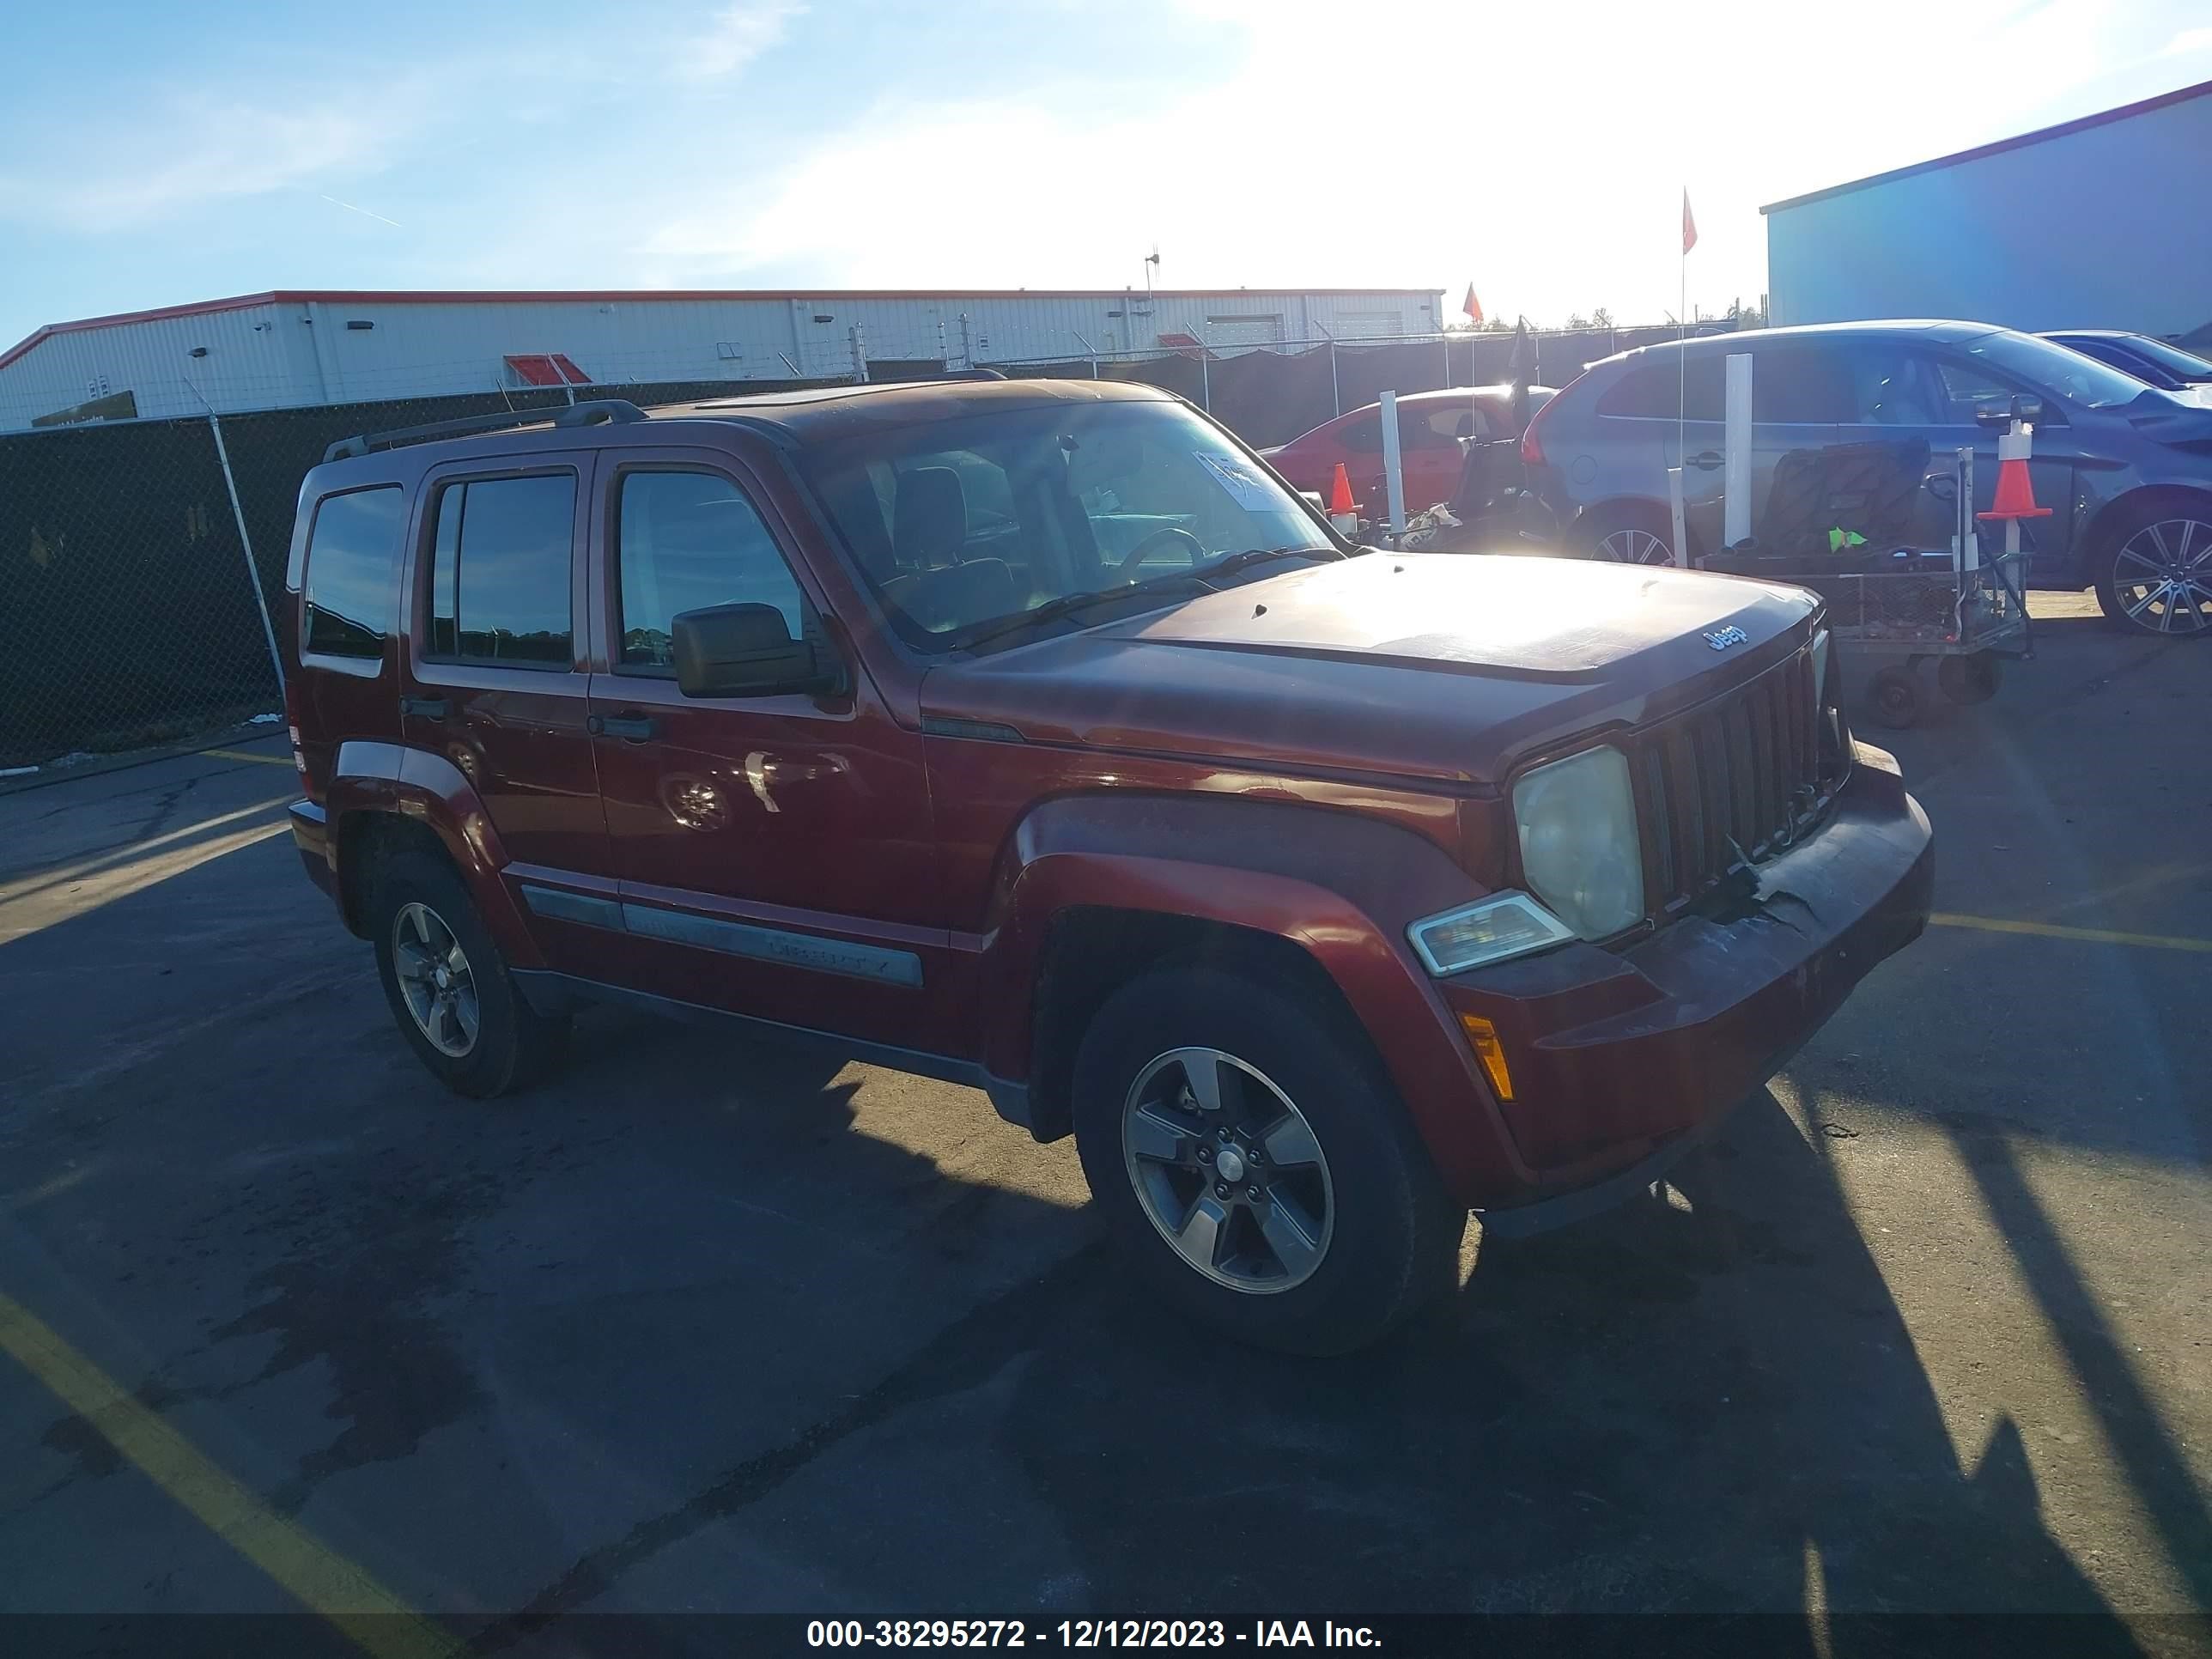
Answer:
[[805, 1620, 1382, 1648]]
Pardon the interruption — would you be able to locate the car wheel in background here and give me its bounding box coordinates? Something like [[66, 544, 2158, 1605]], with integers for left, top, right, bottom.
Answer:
[[370, 850, 568, 1097], [2094, 500, 2212, 637], [1070, 963, 1464, 1355], [1577, 504, 1676, 566]]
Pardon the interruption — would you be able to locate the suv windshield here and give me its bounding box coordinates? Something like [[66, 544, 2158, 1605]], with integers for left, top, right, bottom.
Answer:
[[799, 399, 1335, 651], [1962, 330, 2155, 410]]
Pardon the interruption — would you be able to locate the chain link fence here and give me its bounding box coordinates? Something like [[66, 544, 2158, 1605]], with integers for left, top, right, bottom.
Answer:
[[0, 322, 1733, 769]]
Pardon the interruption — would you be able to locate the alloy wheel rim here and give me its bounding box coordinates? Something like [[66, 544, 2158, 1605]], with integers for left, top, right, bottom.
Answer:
[[1120, 1047, 1334, 1294], [392, 902, 480, 1058], [2113, 520, 2212, 635], [1598, 527, 1673, 566]]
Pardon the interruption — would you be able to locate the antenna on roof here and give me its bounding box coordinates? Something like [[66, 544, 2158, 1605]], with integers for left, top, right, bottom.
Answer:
[[1145, 243, 1160, 301]]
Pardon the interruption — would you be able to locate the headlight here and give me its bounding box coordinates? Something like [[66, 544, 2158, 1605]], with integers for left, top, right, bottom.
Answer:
[[1407, 891, 1577, 976], [1810, 628, 1832, 708], [1512, 745, 1644, 939]]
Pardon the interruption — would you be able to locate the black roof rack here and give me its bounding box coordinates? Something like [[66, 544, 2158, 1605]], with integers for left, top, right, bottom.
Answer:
[[322, 398, 648, 465]]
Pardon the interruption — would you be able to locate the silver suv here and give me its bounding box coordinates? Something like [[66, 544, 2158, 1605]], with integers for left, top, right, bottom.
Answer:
[[1519, 320, 2212, 635]]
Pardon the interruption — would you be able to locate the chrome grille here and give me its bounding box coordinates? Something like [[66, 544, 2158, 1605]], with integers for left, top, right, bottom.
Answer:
[[1629, 648, 1836, 913]]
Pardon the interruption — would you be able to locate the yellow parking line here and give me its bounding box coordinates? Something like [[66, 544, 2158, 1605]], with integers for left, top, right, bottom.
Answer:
[[1930, 912, 2212, 954], [201, 747, 292, 766], [0, 1290, 459, 1659]]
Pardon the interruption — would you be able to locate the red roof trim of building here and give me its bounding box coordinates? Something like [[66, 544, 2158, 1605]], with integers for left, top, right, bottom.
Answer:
[[1760, 76, 2212, 215], [2, 287, 1442, 373]]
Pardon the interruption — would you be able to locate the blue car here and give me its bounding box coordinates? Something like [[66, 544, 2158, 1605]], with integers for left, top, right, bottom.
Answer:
[[1519, 320, 2212, 636]]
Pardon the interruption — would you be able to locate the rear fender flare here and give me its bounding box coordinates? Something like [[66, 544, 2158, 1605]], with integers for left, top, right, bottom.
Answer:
[[325, 740, 543, 968], [975, 793, 1528, 1200]]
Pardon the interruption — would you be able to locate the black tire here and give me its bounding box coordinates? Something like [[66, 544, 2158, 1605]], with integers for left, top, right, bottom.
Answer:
[[1576, 502, 1676, 566], [368, 849, 568, 1098], [1070, 963, 1465, 1355], [1867, 664, 1925, 730], [1936, 651, 2001, 705], [2092, 497, 2212, 637]]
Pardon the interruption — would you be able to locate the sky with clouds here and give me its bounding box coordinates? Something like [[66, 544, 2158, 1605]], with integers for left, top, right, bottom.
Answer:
[[3, 0, 2209, 349]]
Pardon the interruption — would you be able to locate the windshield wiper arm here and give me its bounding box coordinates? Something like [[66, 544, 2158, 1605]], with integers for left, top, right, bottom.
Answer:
[[948, 571, 1217, 652], [1201, 544, 1347, 580]]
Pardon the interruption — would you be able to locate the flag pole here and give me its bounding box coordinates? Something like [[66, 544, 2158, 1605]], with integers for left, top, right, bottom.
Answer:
[[1678, 193, 1688, 475]]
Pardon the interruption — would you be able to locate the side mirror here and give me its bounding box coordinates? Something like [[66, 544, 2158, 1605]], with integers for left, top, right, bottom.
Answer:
[[672, 603, 838, 699], [1974, 393, 2044, 428]]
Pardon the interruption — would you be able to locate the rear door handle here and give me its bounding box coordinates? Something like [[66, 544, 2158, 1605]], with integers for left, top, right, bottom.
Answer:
[[401, 696, 448, 720], [588, 712, 660, 741], [1687, 451, 1723, 471]]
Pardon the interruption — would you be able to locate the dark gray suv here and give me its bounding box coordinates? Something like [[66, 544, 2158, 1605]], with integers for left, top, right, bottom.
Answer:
[[1519, 320, 2212, 635]]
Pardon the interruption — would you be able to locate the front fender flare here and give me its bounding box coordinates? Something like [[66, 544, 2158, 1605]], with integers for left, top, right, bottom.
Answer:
[[974, 793, 1529, 1201]]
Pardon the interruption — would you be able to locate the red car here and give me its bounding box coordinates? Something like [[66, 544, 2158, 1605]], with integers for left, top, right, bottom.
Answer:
[[283, 380, 1929, 1353], [1260, 384, 1553, 515]]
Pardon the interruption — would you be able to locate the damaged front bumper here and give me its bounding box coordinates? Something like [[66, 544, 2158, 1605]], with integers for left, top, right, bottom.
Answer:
[[1443, 740, 1933, 1208]]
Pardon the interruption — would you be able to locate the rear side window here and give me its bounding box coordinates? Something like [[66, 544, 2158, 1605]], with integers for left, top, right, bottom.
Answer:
[[616, 471, 805, 672], [426, 474, 576, 666], [1334, 413, 1382, 453], [303, 486, 404, 660], [1751, 346, 1850, 423], [1597, 357, 1723, 421]]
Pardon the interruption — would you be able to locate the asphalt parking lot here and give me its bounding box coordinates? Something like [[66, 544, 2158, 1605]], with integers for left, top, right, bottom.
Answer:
[[2, 596, 2207, 1656]]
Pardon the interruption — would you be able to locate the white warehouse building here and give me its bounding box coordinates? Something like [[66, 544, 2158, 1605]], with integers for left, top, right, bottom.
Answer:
[[0, 286, 1444, 432]]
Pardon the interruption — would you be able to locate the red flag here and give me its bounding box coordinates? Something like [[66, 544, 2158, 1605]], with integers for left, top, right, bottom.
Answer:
[[1681, 190, 1698, 254], [1462, 283, 1483, 325]]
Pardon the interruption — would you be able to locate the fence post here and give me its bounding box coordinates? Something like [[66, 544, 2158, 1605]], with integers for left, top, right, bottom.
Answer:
[[205, 411, 285, 699], [1200, 326, 1211, 411]]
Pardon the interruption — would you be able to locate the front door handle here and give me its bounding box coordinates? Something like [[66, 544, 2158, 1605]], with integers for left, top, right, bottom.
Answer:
[[1687, 450, 1723, 471], [401, 696, 448, 720], [589, 712, 660, 742]]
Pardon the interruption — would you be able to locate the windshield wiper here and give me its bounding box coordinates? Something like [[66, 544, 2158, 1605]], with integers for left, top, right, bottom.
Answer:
[[948, 571, 1218, 653], [1201, 544, 1346, 580]]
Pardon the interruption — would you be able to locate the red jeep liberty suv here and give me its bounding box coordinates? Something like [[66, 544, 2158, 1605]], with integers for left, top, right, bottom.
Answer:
[[283, 380, 1932, 1352]]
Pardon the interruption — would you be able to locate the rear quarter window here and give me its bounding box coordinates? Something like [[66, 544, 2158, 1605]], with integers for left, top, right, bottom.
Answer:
[[1597, 358, 1723, 421], [302, 486, 404, 660]]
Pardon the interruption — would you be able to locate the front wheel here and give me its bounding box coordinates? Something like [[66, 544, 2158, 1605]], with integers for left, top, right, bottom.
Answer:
[[2094, 504, 2212, 636], [1070, 964, 1464, 1354]]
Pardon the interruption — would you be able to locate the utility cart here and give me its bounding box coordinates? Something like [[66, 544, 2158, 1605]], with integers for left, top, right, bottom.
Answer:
[[1702, 437, 2036, 730]]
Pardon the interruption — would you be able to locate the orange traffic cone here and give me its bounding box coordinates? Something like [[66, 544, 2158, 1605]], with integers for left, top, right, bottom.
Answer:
[[1978, 456, 2051, 522], [1328, 463, 1356, 516]]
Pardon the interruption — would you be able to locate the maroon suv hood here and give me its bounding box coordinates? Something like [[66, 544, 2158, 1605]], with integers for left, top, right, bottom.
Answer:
[[917, 553, 1819, 787]]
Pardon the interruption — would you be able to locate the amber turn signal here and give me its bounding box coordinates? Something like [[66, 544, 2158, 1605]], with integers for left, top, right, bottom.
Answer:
[[1459, 1014, 1514, 1102]]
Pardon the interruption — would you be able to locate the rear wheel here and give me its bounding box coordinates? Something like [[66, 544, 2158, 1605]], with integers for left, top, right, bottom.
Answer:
[[1070, 964, 1464, 1354], [1867, 663, 1926, 730], [370, 850, 567, 1097], [1936, 651, 2002, 705], [2094, 501, 2212, 636], [1579, 504, 1675, 566]]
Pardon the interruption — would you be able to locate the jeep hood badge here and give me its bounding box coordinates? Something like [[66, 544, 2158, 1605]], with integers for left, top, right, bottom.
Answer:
[[1704, 625, 1750, 650]]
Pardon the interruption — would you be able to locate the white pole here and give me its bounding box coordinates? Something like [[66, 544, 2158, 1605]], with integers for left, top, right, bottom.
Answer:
[[183, 364, 283, 697], [1723, 352, 1753, 548], [1379, 389, 1407, 542], [1667, 465, 1688, 570], [208, 411, 285, 695]]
